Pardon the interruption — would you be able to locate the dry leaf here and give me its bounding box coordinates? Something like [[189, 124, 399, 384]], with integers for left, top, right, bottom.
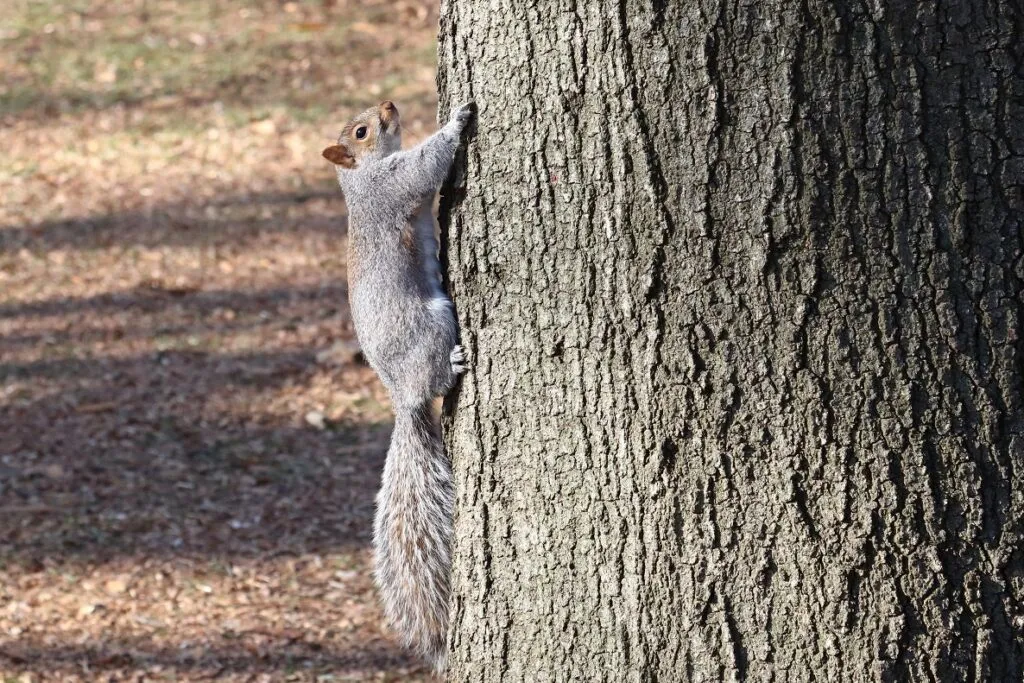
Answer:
[[251, 119, 277, 135], [94, 61, 117, 84]]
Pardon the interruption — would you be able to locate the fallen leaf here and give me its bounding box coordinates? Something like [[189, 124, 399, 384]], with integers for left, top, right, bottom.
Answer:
[[76, 401, 117, 414], [305, 410, 326, 430], [251, 119, 277, 135], [94, 61, 117, 83]]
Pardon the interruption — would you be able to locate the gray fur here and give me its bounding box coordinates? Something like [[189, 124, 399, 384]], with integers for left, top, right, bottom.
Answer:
[[327, 101, 472, 671]]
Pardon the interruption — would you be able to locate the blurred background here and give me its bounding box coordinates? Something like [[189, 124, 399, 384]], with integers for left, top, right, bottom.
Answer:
[[0, 0, 440, 679]]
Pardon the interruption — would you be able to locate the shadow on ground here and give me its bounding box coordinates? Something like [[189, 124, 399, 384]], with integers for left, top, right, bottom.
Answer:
[[0, 284, 388, 567], [0, 185, 347, 253], [0, 636, 412, 677]]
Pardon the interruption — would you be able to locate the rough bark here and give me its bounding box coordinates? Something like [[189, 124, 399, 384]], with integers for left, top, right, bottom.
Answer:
[[437, 1, 1023, 681]]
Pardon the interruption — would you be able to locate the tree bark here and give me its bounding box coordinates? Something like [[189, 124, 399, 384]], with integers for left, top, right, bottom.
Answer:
[[437, 1, 1023, 681]]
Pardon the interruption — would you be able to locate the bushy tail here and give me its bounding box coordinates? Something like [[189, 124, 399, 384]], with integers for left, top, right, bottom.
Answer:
[[373, 403, 454, 672]]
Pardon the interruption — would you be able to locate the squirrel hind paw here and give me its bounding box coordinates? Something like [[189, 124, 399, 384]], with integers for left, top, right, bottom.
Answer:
[[449, 345, 469, 374]]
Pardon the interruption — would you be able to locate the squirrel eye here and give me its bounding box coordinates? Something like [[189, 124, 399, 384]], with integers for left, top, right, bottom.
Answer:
[[355, 126, 367, 140]]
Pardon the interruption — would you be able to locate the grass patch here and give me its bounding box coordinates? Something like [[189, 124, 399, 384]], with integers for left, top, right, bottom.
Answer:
[[0, 0, 438, 127]]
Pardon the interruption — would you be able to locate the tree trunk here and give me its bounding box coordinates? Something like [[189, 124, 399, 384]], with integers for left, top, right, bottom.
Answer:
[[437, 1, 1023, 680]]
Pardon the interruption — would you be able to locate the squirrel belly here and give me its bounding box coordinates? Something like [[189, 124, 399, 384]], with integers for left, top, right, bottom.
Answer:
[[323, 100, 474, 671], [348, 249, 459, 406]]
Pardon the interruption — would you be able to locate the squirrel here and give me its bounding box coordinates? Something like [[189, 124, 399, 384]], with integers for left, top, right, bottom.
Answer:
[[322, 100, 473, 671]]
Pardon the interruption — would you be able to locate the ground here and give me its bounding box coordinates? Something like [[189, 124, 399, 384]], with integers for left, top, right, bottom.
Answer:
[[0, 0, 441, 680]]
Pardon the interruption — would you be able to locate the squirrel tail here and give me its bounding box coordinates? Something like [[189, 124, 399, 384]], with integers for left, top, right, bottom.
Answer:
[[373, 402, 454, 672]]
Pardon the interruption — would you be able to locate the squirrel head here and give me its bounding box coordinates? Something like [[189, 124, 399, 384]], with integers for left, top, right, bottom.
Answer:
[[322, 100, 402, 169]]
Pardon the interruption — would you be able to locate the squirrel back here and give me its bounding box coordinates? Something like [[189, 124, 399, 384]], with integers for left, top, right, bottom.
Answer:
[[323, 100, 473, 671]]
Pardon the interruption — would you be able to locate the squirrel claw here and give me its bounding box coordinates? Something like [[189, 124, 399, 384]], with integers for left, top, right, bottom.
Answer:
[[450, 345, 469, 375], [450, 102, 474, 128]]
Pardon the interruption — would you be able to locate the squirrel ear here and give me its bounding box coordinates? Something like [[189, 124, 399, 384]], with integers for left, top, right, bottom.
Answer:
[[323, 145, 355, 168]]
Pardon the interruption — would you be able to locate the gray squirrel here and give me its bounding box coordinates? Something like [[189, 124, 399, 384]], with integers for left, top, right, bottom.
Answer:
[[322, 100, 473, 671]]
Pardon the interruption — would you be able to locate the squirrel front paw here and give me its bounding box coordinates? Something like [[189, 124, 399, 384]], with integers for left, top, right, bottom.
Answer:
[[450, 345, 469, 375], [449, 102, 474, 131]]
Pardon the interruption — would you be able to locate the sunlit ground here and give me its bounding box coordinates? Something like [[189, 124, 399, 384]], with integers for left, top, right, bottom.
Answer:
[[0, 0, 440, 679]]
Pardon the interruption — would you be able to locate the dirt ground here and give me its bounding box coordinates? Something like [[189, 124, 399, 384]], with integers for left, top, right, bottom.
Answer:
[[0, 1, 441, 680]]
